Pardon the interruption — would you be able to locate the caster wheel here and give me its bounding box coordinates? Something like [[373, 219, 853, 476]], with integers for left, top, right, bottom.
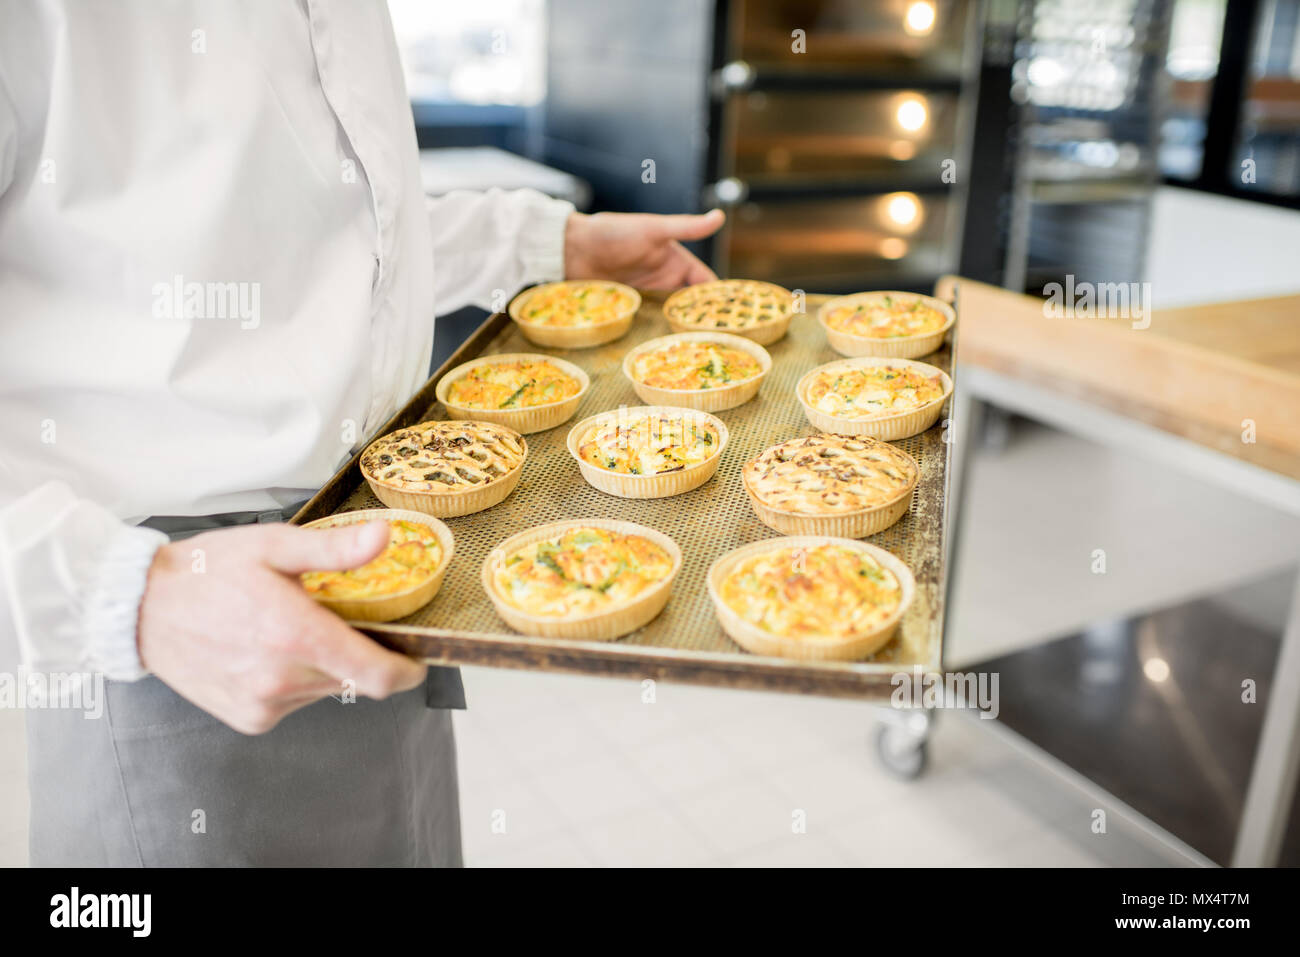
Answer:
[[875, 723, 928, 779]]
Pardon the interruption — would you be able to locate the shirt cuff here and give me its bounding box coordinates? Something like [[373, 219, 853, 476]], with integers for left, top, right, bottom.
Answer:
[[83, 523, 168, 681], [516, 191, 575, 286]]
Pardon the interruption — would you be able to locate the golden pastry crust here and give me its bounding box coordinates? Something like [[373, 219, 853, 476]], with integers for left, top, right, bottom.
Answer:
[[823, 293, 949, 339], [491, 526, 676, 618], [575, 410, 721, 475], [805, 363, 946, 419], [301, 519, 443, 600], [664, 279, 792, 331], [361, 420, 525, 493], [743, 434, 918, 515], [515, 281, 638, 327], [445, 357, 581, 410], [629, 340, 762, 391], [717, 542, 903, 640]]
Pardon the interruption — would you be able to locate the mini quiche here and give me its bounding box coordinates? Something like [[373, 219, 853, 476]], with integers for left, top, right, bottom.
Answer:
[[796, 357, 952, 441], [743, 434, 920, 537], [662, 279, 795, 345], [817, 291, 955, 359], [300, 509, 454, 622], [436, 353, 589, 434], [508, 280, 640, 348], [482, 519, 682, 640], [622, 332, 771, 412], [707, 537, 915, 661], [565, 406, 729, 498], [360, 420, 527, 517]]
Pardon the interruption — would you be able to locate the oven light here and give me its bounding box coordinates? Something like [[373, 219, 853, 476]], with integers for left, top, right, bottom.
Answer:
[[885, 192, 920, 227], [895, 96, 928, 132], [904, 1, 936, 37], [881, 237, 909, 259]]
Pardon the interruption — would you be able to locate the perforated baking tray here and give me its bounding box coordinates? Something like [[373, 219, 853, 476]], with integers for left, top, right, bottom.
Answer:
[[292, 292, 954, 699]]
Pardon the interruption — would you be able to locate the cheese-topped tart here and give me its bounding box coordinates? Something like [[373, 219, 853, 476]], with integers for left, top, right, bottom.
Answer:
[[744, 434, 917, 515], [491, 526, 676, 617], [302, 519, 443, 600], [361, 420, 525, 492], [516, 281, 638, 327], [629, 340, 762, 391], [804, 363, 946, 419], [575, 410, 721, 475], [445, 357, 581, 410], [823, 293, 948, 339], [718, 542, 903, 640], [664, 279, 792, 332]]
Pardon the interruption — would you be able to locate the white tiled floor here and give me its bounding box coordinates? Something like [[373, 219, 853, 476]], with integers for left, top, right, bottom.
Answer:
[[1, 420, 1295, 867]]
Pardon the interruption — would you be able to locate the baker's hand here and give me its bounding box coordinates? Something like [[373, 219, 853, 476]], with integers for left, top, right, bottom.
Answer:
[[564, 209, 726, 290], [137, 521, 426, 734]]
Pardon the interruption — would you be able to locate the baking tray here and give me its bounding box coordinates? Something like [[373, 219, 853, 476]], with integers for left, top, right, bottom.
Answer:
[[292, 291, 955, 699]]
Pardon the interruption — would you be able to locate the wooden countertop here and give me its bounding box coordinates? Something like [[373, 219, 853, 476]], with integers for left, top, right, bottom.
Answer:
[[936, 275, 1300, 481]]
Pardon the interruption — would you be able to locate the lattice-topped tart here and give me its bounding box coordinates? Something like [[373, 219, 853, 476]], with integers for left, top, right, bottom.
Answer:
[[707, 537, 916, 661], [663, 279, 795, 345], [743, 433, 919, 537], [360, 420, 527, 517]]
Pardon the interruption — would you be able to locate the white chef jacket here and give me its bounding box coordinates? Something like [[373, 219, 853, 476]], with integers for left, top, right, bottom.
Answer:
[[0, 1, 573, 679]]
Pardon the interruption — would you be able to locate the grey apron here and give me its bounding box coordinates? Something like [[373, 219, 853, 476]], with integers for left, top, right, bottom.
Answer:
[[26, 505, 465, 867]]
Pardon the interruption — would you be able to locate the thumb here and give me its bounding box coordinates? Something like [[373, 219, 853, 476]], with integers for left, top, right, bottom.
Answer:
[[655, 208, 725, 242], [262, 520, 390, 575]]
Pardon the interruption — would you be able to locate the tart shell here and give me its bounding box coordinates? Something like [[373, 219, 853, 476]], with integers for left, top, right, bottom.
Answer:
[[481, 518, 682, 641], [435, 352, 590, 434], [621, 332, 772, 412], [662, 279, 795, 346], [565, 405, 729, 499], [706, 536, 916, 661], [301, 508, 455, 623], [817, 291, 956, 359], [741, 459, 919, 540], [796, 356, 953, 441], [361, 421, 528, 518], [508, 280, 641, 349]]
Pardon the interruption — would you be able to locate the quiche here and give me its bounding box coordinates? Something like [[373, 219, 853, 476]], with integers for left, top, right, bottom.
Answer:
[[797, 357, 951, 440], [300, 508, 454, 622], [818, 291, 955, 359], [663, 279, 795, 345], [302, 519, 443, 601], [743, 434, 919, 537], [629, 340, 762, 391], [566, 407, 729, 498], [509, 280, 640, 348], [445, 357, 581, 410], [482, 519, 682, 640], [708, 537, 915, 660], [360, 420, 527, 517], [823, 294, 949, 339], [491, 526, 675, 618], [804, 364, 946, 419]]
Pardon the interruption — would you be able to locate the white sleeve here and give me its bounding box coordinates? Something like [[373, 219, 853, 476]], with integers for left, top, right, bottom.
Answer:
[[427, 187, 574, 313], [0, 481, 167, 680]]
